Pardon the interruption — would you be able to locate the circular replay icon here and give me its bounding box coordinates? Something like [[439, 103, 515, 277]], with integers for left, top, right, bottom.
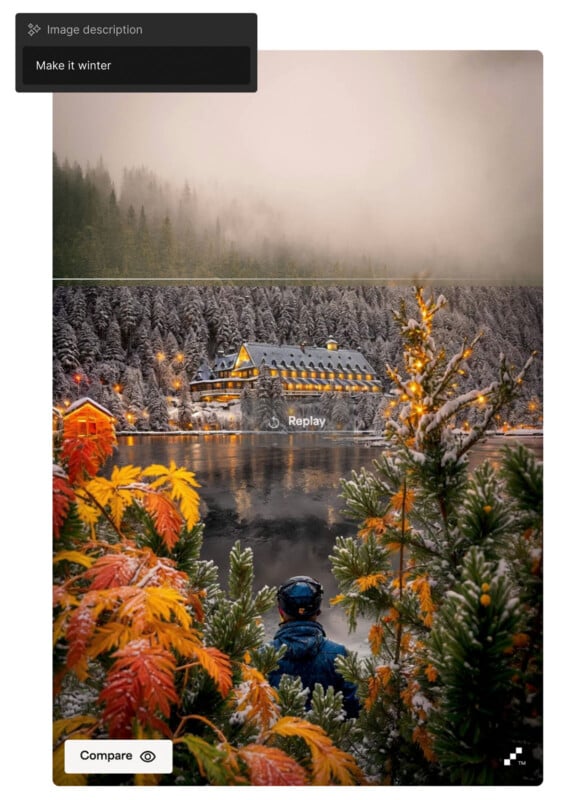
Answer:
[[268, 416, 280, 430], [140, 750, 156, 763]]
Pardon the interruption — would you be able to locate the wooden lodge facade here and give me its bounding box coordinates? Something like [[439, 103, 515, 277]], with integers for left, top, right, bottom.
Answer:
[[190, 340, 381, 402]]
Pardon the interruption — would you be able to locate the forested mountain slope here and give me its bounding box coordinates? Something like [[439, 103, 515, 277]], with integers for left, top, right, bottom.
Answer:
[[53, 284, 542, 431]]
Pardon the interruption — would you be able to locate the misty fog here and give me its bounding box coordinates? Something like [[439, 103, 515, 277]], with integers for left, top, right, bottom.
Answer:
[[53, 51, 542, 283]]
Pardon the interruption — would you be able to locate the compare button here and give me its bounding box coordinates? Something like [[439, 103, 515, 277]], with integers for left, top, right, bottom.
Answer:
[[65, 739, 173, 773]]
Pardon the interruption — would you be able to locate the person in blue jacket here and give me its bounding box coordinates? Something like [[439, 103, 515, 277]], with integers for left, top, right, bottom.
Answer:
[[268, 575, 360, 718]]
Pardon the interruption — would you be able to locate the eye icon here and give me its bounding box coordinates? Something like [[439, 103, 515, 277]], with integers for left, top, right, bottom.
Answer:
[[140, 750, 156, 763]]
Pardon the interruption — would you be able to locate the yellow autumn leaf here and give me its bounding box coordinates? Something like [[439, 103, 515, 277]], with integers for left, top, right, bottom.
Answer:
[[74, 495, 101, 530], [142, 461, 200, 528], [109, 464, 144, 486], [116, 585, 194, 632], [53, 741, 88, 786], [267, 717, 364, 785], [390, 487, 415, 514], [329, 593, 346, 606], [53, 550, 93, 569], [53, 607, 73, 645], [53, 716, 98, 784], [53, 715, 98, 746], [87, 620, 134, 658], [148, 619, 203, 654], [355, 574, 386, 592], [84, 473, 138, 531], [391, 572, 411, 590]]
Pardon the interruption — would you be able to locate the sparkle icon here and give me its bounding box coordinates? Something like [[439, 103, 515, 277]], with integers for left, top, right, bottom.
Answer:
[[27, 23, 41, 36], [503, 746, 523, 766]]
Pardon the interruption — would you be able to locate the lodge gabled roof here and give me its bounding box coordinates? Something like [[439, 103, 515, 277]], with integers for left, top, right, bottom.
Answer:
[[216, 341, 379, 378]]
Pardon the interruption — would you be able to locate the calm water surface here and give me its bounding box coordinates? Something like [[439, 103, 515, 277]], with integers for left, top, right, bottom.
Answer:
[[109, 432, 542, 655]]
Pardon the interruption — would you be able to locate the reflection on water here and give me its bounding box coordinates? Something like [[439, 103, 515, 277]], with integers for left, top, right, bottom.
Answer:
[[110, 433, 542, 655]]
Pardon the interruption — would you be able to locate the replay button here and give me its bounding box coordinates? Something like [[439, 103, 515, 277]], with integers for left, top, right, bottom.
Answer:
[[65, 739, 173, 773]]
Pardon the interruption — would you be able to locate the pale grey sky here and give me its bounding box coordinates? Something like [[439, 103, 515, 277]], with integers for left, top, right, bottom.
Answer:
[[53, 50, 542, 282]]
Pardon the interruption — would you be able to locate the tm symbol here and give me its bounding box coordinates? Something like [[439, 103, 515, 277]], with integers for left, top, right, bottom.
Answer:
[[518, 760, 526, 766]]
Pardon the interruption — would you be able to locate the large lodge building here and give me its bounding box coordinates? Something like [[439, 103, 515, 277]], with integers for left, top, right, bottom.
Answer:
[[190, 339, 381, 402]]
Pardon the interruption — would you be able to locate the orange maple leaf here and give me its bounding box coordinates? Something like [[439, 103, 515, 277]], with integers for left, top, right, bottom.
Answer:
[[413, 725, 437, 762], [368, 624, 384, 656], [359, 515, 388, 539], [142, 490, 184, 550], [83, 552, 141, 590], [194, 646, 233, 698], [142, 461, 200, 529], [238, 744, 307, 786], [234, 664, 279, 734], [100, 639, 178, 738]]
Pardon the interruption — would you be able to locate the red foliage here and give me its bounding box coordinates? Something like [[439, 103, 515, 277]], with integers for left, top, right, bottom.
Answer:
[[99, 639, 178, 738], [53, 473, 75, 539], [61, 432, 115, 483]]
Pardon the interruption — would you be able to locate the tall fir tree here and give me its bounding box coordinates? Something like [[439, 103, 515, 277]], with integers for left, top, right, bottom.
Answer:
[[331, 288, 541, 785]]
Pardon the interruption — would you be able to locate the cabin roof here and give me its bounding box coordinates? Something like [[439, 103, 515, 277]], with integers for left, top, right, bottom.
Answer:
[[63, 397, 114, 419]]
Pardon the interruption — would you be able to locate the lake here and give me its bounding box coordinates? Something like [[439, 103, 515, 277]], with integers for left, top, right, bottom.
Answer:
[[109, 432, 542, 656]]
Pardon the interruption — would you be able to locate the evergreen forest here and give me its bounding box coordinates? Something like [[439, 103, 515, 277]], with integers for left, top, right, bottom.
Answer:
[[53, 283, 542, 432], [53, 155, 542, 432]]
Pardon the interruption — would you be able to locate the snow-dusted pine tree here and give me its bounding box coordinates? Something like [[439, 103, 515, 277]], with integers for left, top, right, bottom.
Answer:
[[330, 287, 541, 785]]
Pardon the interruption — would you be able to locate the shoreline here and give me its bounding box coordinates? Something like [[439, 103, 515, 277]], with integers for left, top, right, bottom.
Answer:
[[115, 429, 543, 439]]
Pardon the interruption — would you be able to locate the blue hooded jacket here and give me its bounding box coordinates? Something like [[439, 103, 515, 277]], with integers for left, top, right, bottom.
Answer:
[[268, 619, 360, 718]]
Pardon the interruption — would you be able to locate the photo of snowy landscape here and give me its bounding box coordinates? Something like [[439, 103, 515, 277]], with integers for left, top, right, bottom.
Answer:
[[53, 283, 542, 436], [52, 50, 542, 787]]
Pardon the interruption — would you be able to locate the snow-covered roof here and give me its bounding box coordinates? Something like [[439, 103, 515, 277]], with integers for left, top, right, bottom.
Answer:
[[63, 397, 114, 418], [215, 341, 379, 379]]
